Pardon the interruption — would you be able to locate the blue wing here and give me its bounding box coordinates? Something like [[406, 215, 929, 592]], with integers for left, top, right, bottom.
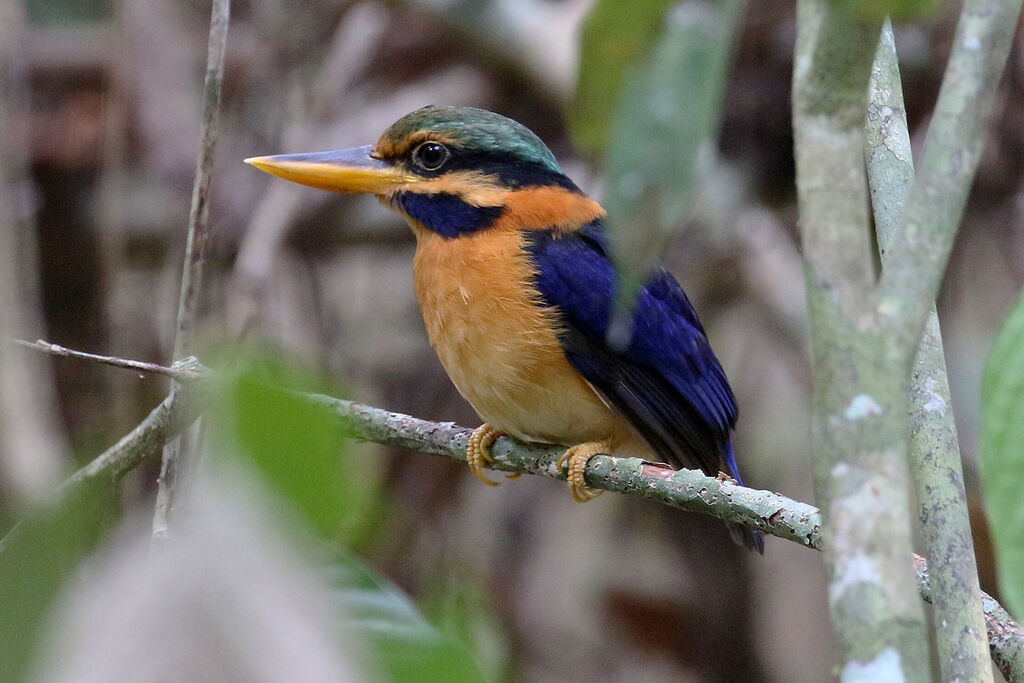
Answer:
[[525, 221, 740, 480]]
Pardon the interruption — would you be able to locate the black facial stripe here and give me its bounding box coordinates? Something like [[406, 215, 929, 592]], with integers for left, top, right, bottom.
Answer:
[[382, 146, 578, 191]]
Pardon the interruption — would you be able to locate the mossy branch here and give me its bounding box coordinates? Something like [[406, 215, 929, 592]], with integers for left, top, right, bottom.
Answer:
[[865, 22, 990, 681], [793, 0, 1021, 677], [6, 341, 1024, 679], [914, 555, 1024, 682], [793, 4, 929, 676], [876, 0, 1024, 358], [298, 392, 823, 547]]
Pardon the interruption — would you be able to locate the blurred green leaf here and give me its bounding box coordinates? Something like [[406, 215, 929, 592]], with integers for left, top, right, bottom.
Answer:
[[981, 289, 1024, 621], [571, 0, 675, 156], [596, 1, 744, 339], [26, 0, 112, 25], [217, 356, 354, 539], [420, 563, 509, 681], [831, 0, 941, 22], [212, 353, 480, 680], [327, 549, 487, 683], [0, 478, 117, 683]]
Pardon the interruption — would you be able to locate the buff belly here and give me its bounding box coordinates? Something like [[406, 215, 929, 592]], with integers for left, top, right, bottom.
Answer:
[[411, 226, 648, 456]]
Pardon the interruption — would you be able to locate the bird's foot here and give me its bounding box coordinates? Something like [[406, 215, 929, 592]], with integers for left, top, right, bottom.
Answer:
[[557, 442, 609, 503], [466, 424, 505, 486], [715, 471, 738, 485]]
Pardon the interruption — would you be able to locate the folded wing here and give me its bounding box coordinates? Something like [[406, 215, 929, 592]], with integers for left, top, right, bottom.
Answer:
[[525, 222, 739, 480]]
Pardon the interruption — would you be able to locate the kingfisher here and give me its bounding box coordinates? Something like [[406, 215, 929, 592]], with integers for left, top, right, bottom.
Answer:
[[246, 106, 763, 552]]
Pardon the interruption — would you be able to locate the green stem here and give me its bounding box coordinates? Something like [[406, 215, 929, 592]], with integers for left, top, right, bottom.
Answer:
[[865, 22, 991, 682], [875, 0, 1024, 357], [914, 555, 1024, 681]]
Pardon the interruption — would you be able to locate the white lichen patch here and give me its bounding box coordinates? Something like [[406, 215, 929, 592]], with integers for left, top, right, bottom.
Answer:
[[845, 394, 883, 421], [921, 377, 947, 413], [829, 552, 882, 606], [841, 648, 905, 683]]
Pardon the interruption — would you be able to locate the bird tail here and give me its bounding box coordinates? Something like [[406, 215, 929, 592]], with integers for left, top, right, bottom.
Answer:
[[723, 441, 765, 554]]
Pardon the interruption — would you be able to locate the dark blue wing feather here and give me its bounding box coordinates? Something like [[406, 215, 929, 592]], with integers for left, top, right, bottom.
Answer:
[[527, 221, 763, 553], [525, 221, 738, 478]]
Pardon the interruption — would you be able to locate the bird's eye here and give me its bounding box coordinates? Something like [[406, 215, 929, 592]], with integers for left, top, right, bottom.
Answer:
[[412, 141, 449, 171]]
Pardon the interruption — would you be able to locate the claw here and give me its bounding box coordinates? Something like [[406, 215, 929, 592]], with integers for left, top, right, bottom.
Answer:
[[466, 424, 504, 486], [557, 442, 608, 503]]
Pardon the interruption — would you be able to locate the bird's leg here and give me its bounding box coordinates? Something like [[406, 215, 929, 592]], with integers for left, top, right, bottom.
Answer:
[[715, 471, 738, 485], [557, 441, 610, 503], [466, 424, 505, 486]]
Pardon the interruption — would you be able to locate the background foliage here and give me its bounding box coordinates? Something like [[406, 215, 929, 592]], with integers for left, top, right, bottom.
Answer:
[[983, 290, 1024, 624], [1, 0, 1024, 680]]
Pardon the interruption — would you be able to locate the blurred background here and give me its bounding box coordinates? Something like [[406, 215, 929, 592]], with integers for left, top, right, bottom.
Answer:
[[1, 0, 1023, 680]]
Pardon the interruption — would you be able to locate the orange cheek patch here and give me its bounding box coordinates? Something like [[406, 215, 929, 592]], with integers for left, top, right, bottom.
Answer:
[[498, 187, 605, 233]]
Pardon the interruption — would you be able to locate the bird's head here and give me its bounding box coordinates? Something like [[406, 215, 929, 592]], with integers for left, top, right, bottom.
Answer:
[[246, 106, 603, 239]]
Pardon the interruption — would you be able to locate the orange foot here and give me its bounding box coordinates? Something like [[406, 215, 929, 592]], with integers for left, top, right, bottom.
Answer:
[[466, 424, 505, 486], [557, 441, 610, 503], [716, 471, 738, 485]]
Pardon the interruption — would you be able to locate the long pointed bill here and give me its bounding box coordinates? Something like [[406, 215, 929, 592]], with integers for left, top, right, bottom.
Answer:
[[244, 145, 417, 195]]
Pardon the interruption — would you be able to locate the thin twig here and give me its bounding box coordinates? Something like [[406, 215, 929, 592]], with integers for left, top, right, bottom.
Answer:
[[61, 388, 203, 490], [170, 0, 230, 357], [9, 339, 207, 381], [0, 386, 202, 556], [153, 0, 230, 539]]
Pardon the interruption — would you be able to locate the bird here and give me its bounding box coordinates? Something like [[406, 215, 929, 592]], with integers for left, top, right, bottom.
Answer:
[[246, 105, 763, 552]]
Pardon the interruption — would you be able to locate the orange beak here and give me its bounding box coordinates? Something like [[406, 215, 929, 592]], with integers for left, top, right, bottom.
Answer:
[[244, 145, 418, 195]]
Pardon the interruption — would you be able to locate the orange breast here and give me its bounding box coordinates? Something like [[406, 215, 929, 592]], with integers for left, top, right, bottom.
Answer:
[[409, 223, 644, 453]]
